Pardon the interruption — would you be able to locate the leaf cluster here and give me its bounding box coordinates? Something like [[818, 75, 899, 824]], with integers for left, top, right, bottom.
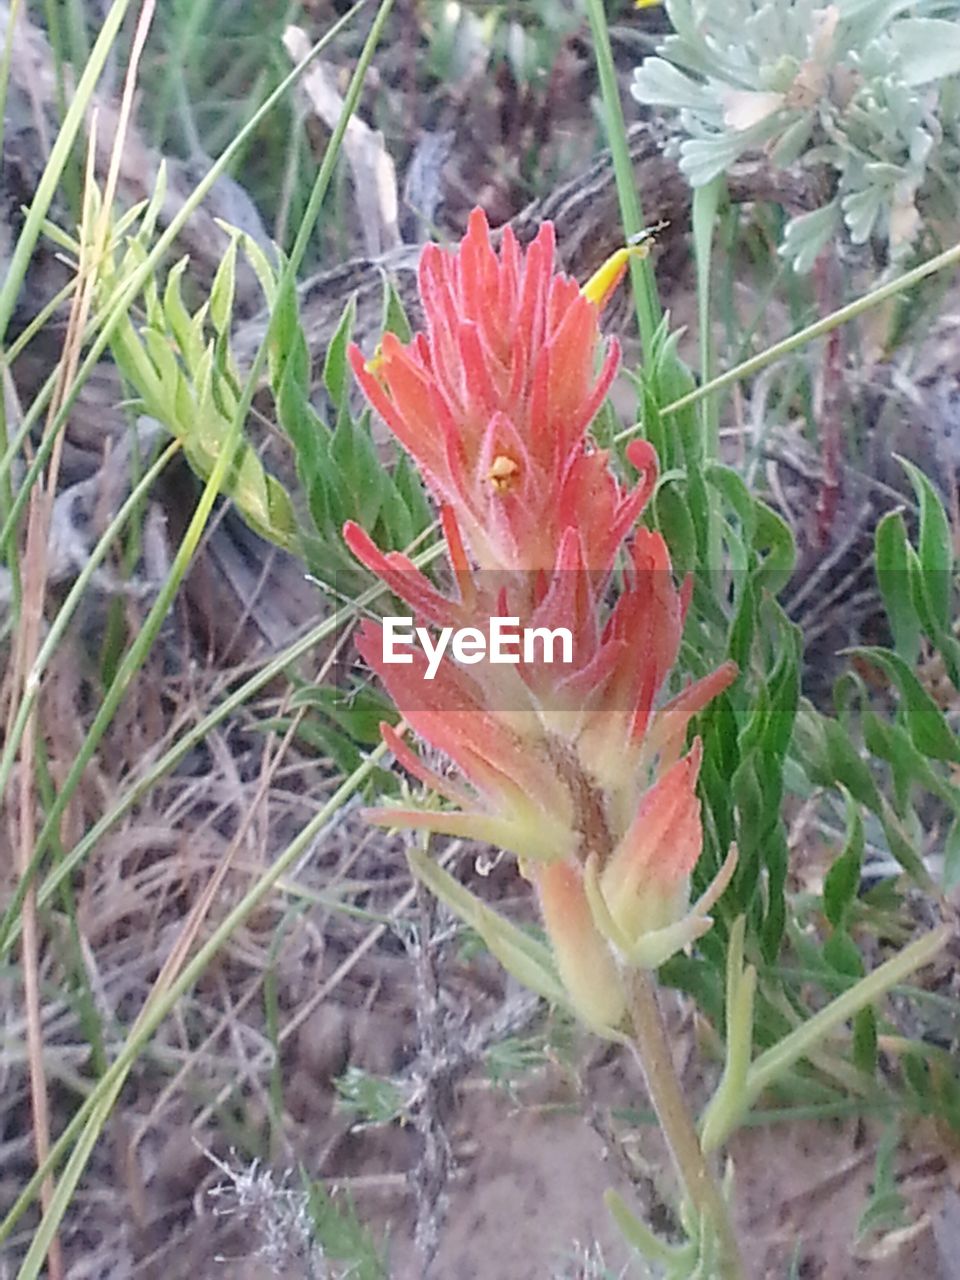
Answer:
[[632, 0, 960, 269]]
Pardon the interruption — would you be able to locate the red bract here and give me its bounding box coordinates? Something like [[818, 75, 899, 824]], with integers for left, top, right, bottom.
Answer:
[[343, 511, 736, 874], [349, 207, 623, 571]]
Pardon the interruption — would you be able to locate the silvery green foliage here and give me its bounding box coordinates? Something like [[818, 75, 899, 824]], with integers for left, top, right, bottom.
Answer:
[[631, 1, 960, 270]]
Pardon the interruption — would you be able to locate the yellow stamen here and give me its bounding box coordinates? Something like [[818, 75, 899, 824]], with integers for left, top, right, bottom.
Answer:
[[487, 455, 520, 494], [581, 221, 669, 309]]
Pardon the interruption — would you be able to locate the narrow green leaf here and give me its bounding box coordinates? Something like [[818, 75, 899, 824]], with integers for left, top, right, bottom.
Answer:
[[822, 718, 882, 811], [823, 928, 864, 978], [219, 221, 278, 308], [754, 501, 796, 594], [875, 508, 921, 663], [823, 792, 864, 928], [655, 479, 697, 572], [381, 273, 413, 343], [878, 795, 933, 887], [407, 849, 567, 1007], [331, 414, 386, 530], [862, 704, 960, 816], [163, 257, 205, 370], [706, 463, 757, 543], [324, 295, 359, 413], [897, 456, 953, 636], [392, 453, 434, 540], [209, 234, 239, 337], [853, 1006, 878, 1077], [851, 647, 960, 763]]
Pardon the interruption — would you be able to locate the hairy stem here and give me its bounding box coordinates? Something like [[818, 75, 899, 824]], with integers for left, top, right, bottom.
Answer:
[[625, 969, 745, 1279]]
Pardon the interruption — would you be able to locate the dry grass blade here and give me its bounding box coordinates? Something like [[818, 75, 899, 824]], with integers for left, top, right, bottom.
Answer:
[[6, 6, 157, 1272], [284, 24, 400, 257]]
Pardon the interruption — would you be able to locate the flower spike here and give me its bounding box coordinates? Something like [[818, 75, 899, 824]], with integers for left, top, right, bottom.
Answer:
[[345, 206, 738, 1029]]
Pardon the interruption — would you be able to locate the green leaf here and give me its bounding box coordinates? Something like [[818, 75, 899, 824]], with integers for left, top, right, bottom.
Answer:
[[270, 271, 302, 387], [140, 160, 168, 245], [878, 795, 932, 887], [334, 1066, 407, 1126], [331, 414, 387, 530], [209, 235, 239, 337], [823, 793, 864, 928], [381, 274, 413, 343], [888, 18, 960, 85], [603, 1189, 686, 1267], [324, 296, 358, 415], [141, 325, 183, 410], [706, 464, 757, 543], [781, 201, 842, 273], [853, 1007, 878, 1077], [753, 500, 796, 595], [856, 1125, 905, 1241], [375, 474, 416, 551], [822, 718, 882, 811], [184, 435, 298, 551], [875, 508, 921, 664], [655, 478, 697, 572], [823, 928, 864, 978], [902, 1051, 931, 1103], [303, 1177, 389, 1279], [218, 221, 278, 308], [862, 703, 960, 816], [850, 647, 960, 763], [770, 112, 815, 168], [897, 456, 953, 636], [729, 575, 757, 673], [163, 257, 206, 370], [291, 683, 397, 744], [392, 452, 434, 542], [407, 849, 568, 1008]]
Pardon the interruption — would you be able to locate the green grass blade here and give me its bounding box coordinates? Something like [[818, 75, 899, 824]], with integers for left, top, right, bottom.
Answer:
[[583, 0, 662, 359], [0, 0, 134, 344]]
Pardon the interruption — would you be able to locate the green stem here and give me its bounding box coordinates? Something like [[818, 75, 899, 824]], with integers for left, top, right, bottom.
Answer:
[[744, 925, 950, 1110], [625, 970, 745, 1279], [0, 0, 134, 345], [583, 0, 661, 360], [614, 235, 960, 443], [662, 238, 960, 421]]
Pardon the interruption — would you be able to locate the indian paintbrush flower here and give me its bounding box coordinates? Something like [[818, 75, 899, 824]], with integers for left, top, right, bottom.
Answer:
[[349, 208, 644, 573], [344, 208, 737, 1031]]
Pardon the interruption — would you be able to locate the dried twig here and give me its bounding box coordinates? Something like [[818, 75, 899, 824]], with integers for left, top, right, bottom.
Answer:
[[407, 868, 454, 1275]]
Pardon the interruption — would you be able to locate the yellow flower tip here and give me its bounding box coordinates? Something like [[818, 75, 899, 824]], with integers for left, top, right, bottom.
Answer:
[[581, 223, 669, 309], [364, 342, 386, 377], [487, 454, 521, 494], [635, 0, 664, 8]]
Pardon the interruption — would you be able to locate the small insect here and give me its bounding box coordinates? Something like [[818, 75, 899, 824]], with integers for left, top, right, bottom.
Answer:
[[628, 219, 670, 251]]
